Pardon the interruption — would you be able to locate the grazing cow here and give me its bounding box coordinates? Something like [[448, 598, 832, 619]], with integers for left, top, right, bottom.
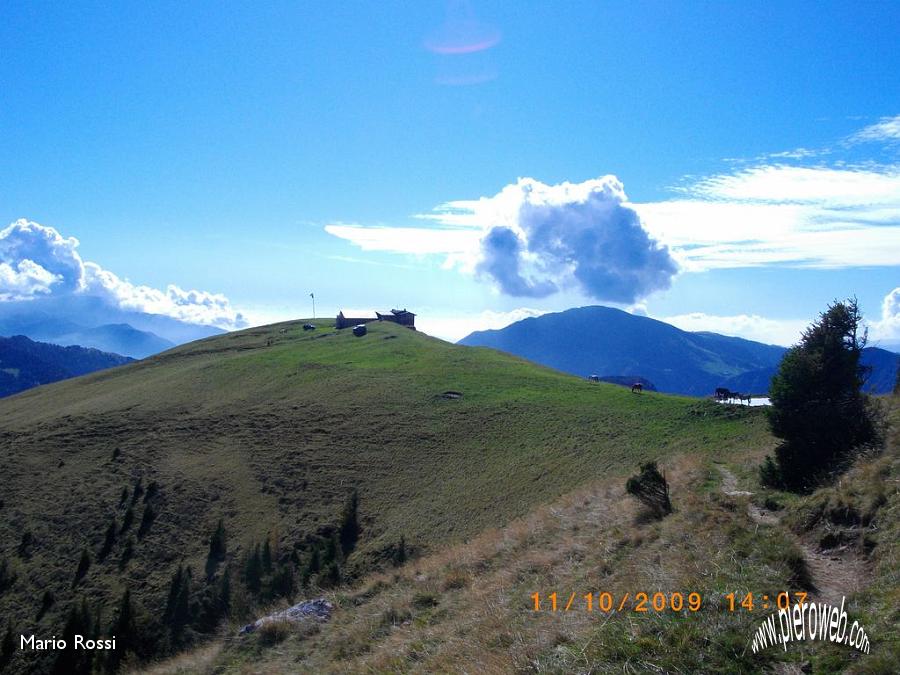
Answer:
[[738, 393, 752, 406], [631, 382, 643, 393], [715, 387, 731, 401]]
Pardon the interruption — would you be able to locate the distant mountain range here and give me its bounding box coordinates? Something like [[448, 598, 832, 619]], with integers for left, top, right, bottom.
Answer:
[[0, 295, 223, 358], [459, 305, 899, 396], [0, 334, 132, 398]]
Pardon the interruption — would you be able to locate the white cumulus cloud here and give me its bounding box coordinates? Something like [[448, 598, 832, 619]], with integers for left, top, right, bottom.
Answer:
[[329, 177, 679, 304], [0, 219, 247, 330], [870, 287, 900, 342]]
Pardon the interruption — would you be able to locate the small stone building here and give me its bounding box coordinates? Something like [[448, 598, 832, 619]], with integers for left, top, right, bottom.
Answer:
[[336, 308, 416, 330]]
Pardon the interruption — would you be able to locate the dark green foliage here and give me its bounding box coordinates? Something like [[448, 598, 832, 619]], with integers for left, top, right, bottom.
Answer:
[[301, 546, 321, 586], [99, 518, 117, 559], [322, 561, 341, 588], [73, 548, 91, 586], [170, 567, 193, 644], [339, 489, 360, 556], [261, 539, 273, 575], [322, 535, 338, 566], [37, 589, 54, 620], [0, 558, 14, 593], [138, 504, 156, 538], [763, 299, 881, 491], [895, 359, 900, 394], [130, 476, 144, 505], [205, 519, 227, 579], [17, 531, 33, 558], [107, 588, 137, 671], [625, 462, 672, 519], [52, 599, 93, 675], [270, 563, 295, 600], [121, 506, 134, 533], [144, 480, 159, 502], [1, 622, 13, 665], [758, 455, 782, 489], [244, 545, 262, 594], [392, 535, 407, 567]]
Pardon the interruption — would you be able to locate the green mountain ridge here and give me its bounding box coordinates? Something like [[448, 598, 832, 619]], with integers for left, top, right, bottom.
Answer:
[[0, 319, 770, 673]]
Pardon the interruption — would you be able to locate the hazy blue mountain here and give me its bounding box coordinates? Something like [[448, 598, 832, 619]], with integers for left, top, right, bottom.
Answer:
[[459, 306, 787, 396], [460, 305, 899, 397], [720, 347, 897, 395], [0, 335, 132, 398], [0, 295, 220, 357], [48, 323, 175, 359]]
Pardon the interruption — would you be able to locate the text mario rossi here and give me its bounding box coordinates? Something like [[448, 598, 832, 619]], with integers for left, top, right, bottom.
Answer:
[[20, 635, 116, 650]]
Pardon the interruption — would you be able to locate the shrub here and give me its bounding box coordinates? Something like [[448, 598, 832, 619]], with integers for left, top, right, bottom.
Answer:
[[625, 462, 672, 519]]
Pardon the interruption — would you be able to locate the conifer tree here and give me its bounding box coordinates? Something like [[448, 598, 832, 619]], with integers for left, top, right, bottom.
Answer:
[[99, 518, 117, 559], [339, 489, 360, 556], [763, 298, 881, 490], [73, 548, 91, 586]]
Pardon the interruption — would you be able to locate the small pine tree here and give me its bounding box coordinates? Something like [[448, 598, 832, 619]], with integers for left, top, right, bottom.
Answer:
[[37, 590, 54, 620], [209, 520, 227, 559], [53, 599, 93, 674], [171, 568, 193, 643], [894, 356, 900, 395], [138, 504, 156, 538], [218, 567, 231, 616], [163, 565, 184, 621], [1, 622, 13, 662], [18, 531, 33, 558], [339, 489, 360, 556], [625, 462, 672, 519], [130, 476, 144, 505], [99, 518, 117, 560], [392, 535, 407, 567], [763, 298, 880, 491], [261, 539, 273, 575], [322, 561, 341, 588], [0, 558, 14, 593], [244, 545, 262, 594], [143, 481, 159, 502], [73, 548, 91, 586], [107, 589, 136, 670], [322, 536, 338, 566]]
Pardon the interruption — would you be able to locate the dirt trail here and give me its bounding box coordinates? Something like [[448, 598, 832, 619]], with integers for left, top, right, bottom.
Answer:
[[716, 466, 865, 604]]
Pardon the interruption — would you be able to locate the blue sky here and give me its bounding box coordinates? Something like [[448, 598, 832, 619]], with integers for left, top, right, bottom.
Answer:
[[1, 1, 899, 345]]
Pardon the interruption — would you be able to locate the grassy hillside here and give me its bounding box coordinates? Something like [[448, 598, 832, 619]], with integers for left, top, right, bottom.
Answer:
[[146, 396, 900, 675], [0, 319, 771, 673]]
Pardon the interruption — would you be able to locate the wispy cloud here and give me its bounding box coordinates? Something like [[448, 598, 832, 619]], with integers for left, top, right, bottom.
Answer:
[[325, 117, 900, 290], [848, 114, 900, 144]]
